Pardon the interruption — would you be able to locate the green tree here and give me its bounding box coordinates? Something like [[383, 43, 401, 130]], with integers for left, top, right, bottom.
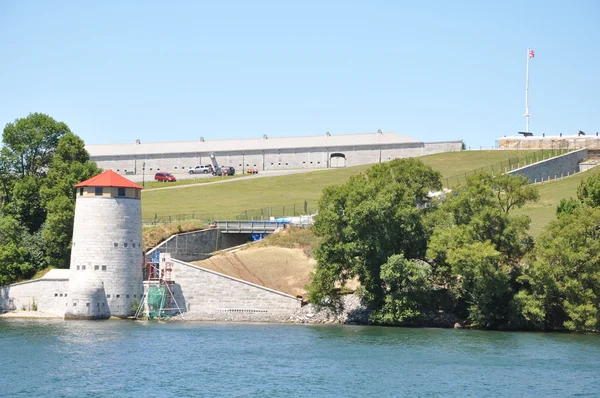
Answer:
[[556, 198, 580, 218], [370, 254, 433, 325], [1, 113, 71, 232], [517, 206, 600, 331], [577, 174, 600, 208], [427, 172, 538, 328], [1, 113, 69, 178], [308, 158, 442, 317], [0, 216, 32, 285]]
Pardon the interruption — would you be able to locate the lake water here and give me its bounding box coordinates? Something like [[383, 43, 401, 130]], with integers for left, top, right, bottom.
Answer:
[[1, 319, 599, 397]]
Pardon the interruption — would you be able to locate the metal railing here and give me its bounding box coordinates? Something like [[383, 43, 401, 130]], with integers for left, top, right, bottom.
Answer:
[[215, 220, 290, 233], [234, 200, 318, 221], [143, 200, 319, 226]]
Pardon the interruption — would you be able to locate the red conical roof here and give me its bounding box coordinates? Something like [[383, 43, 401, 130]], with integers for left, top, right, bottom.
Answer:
[[74, 170, 143, 189]]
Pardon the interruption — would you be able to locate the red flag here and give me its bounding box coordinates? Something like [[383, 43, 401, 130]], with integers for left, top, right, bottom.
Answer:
[[529, 49, 535, 58]]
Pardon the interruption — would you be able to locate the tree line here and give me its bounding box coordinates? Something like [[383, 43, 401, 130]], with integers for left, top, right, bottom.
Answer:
[[309, 158, 600, 332], [0, 113, 101, 285]]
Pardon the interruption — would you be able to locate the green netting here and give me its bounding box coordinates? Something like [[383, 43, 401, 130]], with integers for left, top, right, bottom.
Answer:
[[147, 286, 167, 319]]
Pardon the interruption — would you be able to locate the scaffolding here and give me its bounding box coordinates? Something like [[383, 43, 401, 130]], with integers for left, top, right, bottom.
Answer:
[[135, 251, 182, 319]]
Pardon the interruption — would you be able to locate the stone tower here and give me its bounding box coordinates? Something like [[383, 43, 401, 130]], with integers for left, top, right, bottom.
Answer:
[[64, 170, 144, 319]]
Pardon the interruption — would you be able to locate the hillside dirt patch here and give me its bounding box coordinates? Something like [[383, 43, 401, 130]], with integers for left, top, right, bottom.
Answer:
[[191, 246, 316, 297]]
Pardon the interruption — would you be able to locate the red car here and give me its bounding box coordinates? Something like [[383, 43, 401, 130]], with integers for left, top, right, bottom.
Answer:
[[154, 172, 177, 182]]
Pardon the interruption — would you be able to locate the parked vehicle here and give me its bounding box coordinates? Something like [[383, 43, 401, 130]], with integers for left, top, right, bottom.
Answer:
[[154, 172, 177, 182], [188, 165, 213, 174], [222, 166, 235, 175], [246, 168, 259, 174], [212, 166, 235, 176]]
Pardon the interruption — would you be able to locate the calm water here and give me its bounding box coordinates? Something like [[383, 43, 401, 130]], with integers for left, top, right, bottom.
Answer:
[[1, 319, 599, 397]]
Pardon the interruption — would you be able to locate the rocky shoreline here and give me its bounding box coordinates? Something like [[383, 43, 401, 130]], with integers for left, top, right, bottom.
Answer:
[[1, 294, 460, 327]]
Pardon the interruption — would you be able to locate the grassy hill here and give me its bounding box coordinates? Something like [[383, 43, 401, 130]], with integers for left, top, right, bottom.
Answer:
[[516, 165, 600, 236], [141, 149, 592, 236], [141, 150, 538, 221]]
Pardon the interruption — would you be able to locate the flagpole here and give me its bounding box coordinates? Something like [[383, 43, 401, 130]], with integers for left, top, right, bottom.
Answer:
[[525, 48, 531, 133]]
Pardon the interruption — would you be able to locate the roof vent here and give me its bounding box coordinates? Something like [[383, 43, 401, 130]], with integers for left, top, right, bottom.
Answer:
[[200, 136, 205, 142], [135, 139, 141, 145], [263, 134, 268, 139], [326, 131, 331, 136], [377, 129, 383, 134]]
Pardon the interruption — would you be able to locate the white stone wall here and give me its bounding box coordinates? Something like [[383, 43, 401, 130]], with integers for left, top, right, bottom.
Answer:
[[164, 258, 301, 317], [92, 141, 464, 174], [499, 136, 600, 150], [69, 196, 143, 317], [0, 278, 68, 316]]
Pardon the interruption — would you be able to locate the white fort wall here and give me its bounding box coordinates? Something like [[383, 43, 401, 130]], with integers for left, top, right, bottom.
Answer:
[[91, 141, 463, 175], [68, 196, 143, 318], [0, 275, 69, 316]]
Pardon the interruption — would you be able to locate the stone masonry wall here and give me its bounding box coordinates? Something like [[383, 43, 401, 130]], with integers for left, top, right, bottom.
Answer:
[[163, 258, 301, 321], [0, 278, 68, 316], [508, 148, 588, 183], [93, 141, 464, 175], [152, 228, 249, 262]]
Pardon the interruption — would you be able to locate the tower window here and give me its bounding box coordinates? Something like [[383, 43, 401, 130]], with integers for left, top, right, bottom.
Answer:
[[102, 265, 107, 271], [116, 295, 120, 298], [107, 294, 111, 298], [81, 265, 86, 270], [118, 188, 125, 196], [124, 243, 128, 248], [76, 265, 80, 270], [95, 187, 103, 196], [73, 302, 77, 307], [86, 303, 90, 307], [114, 243, 118, 248], [94, 265, 99, 271], [79, 187, 84, 196]]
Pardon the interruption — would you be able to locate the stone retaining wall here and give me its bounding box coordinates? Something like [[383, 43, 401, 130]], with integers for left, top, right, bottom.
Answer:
[[507, 148, 588, 183], [151, 228, 249, 262], [160, 256, 301, 321]]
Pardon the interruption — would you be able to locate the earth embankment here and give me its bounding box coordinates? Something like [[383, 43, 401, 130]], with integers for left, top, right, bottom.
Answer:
[[191, 246, 316, 297]]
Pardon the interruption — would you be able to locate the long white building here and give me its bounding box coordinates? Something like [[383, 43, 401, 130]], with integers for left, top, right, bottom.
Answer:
[[85, 132, 463, 175]]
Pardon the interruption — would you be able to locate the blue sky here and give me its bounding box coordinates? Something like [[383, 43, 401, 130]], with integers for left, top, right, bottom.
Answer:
[[1, 1, 598, 148]]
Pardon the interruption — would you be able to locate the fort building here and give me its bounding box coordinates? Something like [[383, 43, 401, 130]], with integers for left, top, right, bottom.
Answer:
[[84, 131, 463, 175]]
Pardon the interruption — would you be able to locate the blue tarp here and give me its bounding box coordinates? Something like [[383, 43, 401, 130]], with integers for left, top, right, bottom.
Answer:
[[150, 250, 161, 263], [251, 233, 266, 241]]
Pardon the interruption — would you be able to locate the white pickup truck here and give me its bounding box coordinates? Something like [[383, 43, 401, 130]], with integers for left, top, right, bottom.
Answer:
[[188, 165, 213, 174]]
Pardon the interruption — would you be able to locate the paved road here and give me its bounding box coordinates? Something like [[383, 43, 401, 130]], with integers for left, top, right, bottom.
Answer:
[[136, 167, 330, 191]]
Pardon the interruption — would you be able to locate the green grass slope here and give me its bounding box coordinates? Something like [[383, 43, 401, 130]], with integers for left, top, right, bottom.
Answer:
[[516, 165, 600, 237], [141, 150, 538, 221]]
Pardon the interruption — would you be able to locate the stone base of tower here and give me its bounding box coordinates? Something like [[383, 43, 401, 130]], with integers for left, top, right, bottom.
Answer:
[[64, 313, 111, 320], [64, 273, 112, 320]]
